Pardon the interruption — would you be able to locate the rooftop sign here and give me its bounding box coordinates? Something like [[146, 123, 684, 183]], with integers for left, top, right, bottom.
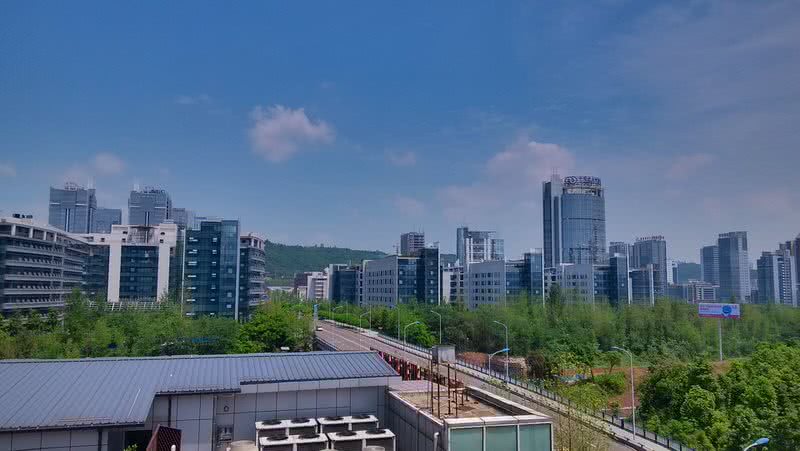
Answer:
[[563, 176, 601, 187]]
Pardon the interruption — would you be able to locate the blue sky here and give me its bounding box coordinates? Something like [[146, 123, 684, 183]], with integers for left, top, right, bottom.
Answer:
[[1, 1, 799, 261]]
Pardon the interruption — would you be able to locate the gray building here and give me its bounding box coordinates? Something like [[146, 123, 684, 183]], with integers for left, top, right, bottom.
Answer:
[[92, 207, 122, 233], [328, 263, 360, 304], [183, 218, 242, 319], [128, 187, 172, 226], [399, 232, 425, 256], [456, 227, 504, 267], [172, 207, 196, 230], [630, 264, 655, 305], [48, 182, 97, 234], [240, 234, 266, 313], [673, 262, 701, 284], [701, 245, 719, 285], [543, 175, 606, 267], [631, 236, 668, 298], [362, 248, 439, 308], [0, 352, 399, 451], [542, 259, 628, 307], [756, 248, 797, 306], [0, 215, 89, 312], [718, 231, 750, 302]]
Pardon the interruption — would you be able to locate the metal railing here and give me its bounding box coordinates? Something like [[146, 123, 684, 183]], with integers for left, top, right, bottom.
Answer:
[[325, 320, 694, 451]]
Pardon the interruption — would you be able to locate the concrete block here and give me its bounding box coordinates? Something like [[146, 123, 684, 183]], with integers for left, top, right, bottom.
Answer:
[[240, 383, 258, 394], [319, 380, 339, 390], [338, 378, 359, 388]]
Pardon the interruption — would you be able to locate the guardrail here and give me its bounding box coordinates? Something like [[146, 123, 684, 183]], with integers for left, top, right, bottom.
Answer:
[[323, 320, 694, 451]]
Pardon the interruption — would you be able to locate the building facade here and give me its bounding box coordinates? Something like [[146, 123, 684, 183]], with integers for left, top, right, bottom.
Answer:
[[630, 264, 655, 305], [48, 182, 97, 234], [701, 245, 720, 285], [362, 250, 440, 308], [673, 262, 702, 284], [83, 223, 179, 304], [718, 231, 750, 302], [183, 218, 241, 318], [329, 264, 359, 304], [0, 215, 88, 312], [631, 236, 668, 298], [239, 234, 266, 312], [305, 271, 329, 301], [171, 207, 196, 230], [400, 232, 425, 256], [543, 175, 606, 267], [456, 227, 504, 267], [128, 187, 172, 226], [756, 248, 797, 306], [92, 207, 122, 233]]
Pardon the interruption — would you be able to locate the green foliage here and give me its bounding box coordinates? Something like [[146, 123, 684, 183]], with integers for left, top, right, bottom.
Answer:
[[234, 302, 312, 353], [593, 372, 626, 396], [639, 342, 800, 450], [0, 292, 240, 359], [264, 241, 385, 278]]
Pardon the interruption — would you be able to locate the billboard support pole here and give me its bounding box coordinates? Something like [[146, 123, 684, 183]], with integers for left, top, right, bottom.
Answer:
[[718, 318, 723, 362]]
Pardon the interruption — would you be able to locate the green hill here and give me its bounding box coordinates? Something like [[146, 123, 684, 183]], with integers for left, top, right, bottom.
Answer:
[[264, 240, 386, 281]]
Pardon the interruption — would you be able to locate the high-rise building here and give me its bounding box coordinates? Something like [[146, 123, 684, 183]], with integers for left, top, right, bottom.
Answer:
[[0, 215, 89, 312], [239, 233, 266, 313], [128, 187, 172, 226], [673, 262, 702, 284], [541, 259, 628, 307], [756, 248, 797, 306], [717, 232, 750, 302], [400, 232, 425, 256], [543, 175, 606, 267], [631, 236, 668, 298], [48, 182, 97, 234], [609, 242, 630, 259], [718, 232, 750, 302], [630, 264, 656, 305], [455, 227, 504, 266], [362, 248, 440, 307], [92, 207, 122, 233], [305, 271, 329, 301], [83, 223, 179, 304], [329, 263, 359, 304], [171, 207, 196, 230], [701, 245, 720, 285], [183, 218, 241, 318]]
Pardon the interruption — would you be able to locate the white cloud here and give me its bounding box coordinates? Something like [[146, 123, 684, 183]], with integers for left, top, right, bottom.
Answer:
[[92, 153, 125, 175], [438, 136, 576, 222], [0, 163, 16, 177], [175, 94, 212, 105], [665, 153, 714, 180], [386, 151, 417, 167], [393, 196, 425, 216], [249, 105, 335, 162]]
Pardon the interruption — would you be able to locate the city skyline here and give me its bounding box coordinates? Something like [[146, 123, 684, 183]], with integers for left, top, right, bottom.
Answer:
[[2, 2, 800, 261]]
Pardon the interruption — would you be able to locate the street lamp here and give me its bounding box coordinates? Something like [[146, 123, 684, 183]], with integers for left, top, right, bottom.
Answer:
[[431, 311, 442, 344], [493, 320, 509, 381], [404, 321, 421, 351], [331, 305, 344, 350], [488, 348, 510, 378], [612, 346, 636, 438], [743, 438, 769, 451], [359, 311, 371, 349]]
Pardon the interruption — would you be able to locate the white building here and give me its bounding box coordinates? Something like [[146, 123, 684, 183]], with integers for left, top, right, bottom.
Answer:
[[305, 271, 329, 301]]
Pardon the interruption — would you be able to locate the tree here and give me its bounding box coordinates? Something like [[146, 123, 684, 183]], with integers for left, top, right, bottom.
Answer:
[[234, 302, 311, 353]]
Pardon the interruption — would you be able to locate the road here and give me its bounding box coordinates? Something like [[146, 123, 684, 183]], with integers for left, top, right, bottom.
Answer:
[[316, 320, 680, 451]]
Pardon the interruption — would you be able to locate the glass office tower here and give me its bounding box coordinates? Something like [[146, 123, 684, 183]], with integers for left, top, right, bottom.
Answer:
[[718, 231, 750, 302], [128, 187, 172, 226], [559, 176, 607, 265], [48, 182, 97, 233], [183, 218, 241, 319]]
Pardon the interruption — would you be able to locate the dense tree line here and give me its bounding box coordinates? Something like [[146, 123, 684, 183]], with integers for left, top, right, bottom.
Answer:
[[0, 291, 312, 359]]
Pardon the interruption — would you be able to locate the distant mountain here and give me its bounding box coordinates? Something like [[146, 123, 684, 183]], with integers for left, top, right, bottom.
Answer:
[[264, 240, 386, 279]]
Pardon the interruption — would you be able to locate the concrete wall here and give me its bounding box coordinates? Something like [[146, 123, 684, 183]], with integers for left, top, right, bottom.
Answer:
[[0, 429, 108, 451]]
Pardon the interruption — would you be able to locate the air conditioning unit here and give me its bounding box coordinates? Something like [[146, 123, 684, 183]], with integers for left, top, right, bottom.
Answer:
[[287, 417, 318, 435], [256, 419, 290, 441], [258, 434, 295, 451], [345, 414, 379, 431], [326, 431, 363, 451], [317, 416, 349, 433], [363, 428, 396, 451], [293, 433, 328, 451]]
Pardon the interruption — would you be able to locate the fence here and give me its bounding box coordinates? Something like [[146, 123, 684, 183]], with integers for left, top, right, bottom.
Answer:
[[329, 321, 695, 451]]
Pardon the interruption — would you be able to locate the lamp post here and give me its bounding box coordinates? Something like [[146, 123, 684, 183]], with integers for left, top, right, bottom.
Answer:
[[431, 311, 442, 344], [493, 320, 509, 381], [612, 346, 636, 438], [488, 348, 509, 378], [404, 321, 421, 351], [743, 438, 769, 450]]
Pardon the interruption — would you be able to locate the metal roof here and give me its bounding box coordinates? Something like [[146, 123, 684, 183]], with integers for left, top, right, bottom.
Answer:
[[0, 351, 397, 432]]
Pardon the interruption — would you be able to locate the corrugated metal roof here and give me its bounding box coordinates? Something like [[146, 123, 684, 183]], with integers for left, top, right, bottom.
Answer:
[[0, 351, 397, 432]]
